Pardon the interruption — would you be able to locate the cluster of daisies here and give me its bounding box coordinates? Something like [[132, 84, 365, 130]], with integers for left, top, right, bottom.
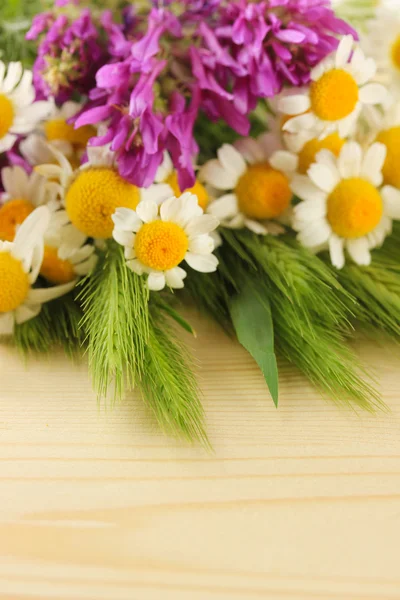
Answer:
[[1, 1, 400, 335]]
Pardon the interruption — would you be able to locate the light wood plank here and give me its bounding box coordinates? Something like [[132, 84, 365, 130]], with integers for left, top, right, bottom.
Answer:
[[1, 310, 400, 600]]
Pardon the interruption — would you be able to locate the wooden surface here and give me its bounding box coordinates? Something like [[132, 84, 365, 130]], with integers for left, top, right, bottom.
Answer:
[[1, 310, 400, 600]]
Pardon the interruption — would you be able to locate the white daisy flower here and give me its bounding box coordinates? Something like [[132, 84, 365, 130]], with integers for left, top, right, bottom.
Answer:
[[199, 139, 295, 235], [0, 165, 60, 242], [0, 206, 76, 335], [20, 101, 96, 168], [0, 61, 52, 153], [277, 132, 347, 177], [36, 144, 172, 241], [362, 6, 400, 95], [292, 140, 400, 268], [279, 35, 388, 139], [40, 212, 97, 285], [112, 192, 219, 291], [155, 151, 212, 213]]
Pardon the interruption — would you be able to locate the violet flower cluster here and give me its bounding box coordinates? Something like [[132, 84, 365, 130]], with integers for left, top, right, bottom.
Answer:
[[27, 0, 355, 189]]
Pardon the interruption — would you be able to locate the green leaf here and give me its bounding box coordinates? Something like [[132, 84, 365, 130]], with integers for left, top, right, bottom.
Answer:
[[230, 283, 279, 406], [155, 297, 196, 336]]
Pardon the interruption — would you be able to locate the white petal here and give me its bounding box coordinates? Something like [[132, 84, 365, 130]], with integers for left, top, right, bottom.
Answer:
[[294, 198, 327, 222], [184, 252, 219, 273], [244, 219, 269, 235], [297, 219, 331, 247], [15, 303, 41, 325], [283, 112, 317, 133], [173, 193, 203, 227], [335, 35, 354, 68], [361, 143, 386, 187], [28, 243, 44, 284], [278, 95, 311, 115], [68, 245, 95, 265], [189, 234, 215, 255], [141, 183, 172, 205], [136, 201, 158, 223], [112, 207, 142, 232], [346, 238, 371, 266], [159, 196, 183, 222], [147, 272, 166, 291], [338, 142, 362, 179], [0, 133, 17, 153], [185, 214, 219, 238], [234, 137, 266, 164], [27, 281, 76, 304], [382, 186, 400, 219], [73, 254, 98, 275], [12, 206, 50, 265], [155, 151, 173, 182], [217, 144, 247, 178], [0, 312, 14, 335], [308, 163, 339, 193], [199, 159, 238, 190], [165, 266, 187, 289], [113, 229, 135, 247], [269, 150, 298, 175], [207, 194, 238, 220], [359, 83, 388, 106], [329, 234, 345, 269], [127, 259, 146, 276], [2, 62, 22, 93], [291, 176, 326, 203]]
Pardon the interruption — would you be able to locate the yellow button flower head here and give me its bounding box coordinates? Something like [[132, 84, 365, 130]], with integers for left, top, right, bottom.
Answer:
[[112, 193, 219, 291], [0, 207, 75, 335], [0, 166, 59, 242], [200, 138, 296, 235], [291, 141, 400, 269], [279, 36, 388, 139], [36, 145, 172, 242], [0, 61, 52, 153]]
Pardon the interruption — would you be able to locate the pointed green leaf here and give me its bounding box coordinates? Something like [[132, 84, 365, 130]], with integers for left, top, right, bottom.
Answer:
[[230, 284, 279, 406]]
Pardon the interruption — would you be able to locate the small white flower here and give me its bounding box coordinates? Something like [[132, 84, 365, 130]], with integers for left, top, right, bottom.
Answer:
[[280, 35, 388, 139], [36, 144, 172, 241], [0, 61, 52, 153], [292, 140, 400, 268], [199, 139, 295, 235], [0, 165, 60, 243], [0, 206, 76, 335], [112, 192, 219, 291]]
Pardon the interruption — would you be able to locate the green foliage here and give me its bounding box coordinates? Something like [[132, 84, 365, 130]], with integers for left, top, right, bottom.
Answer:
[[196, 229, 381, 411], [13, 293, 83, 355], [141, 307, 209, 446], [78, 241, 149, 404], [335, 0, 377, 29], [331, 224, 400, 339], [230, 281, 279, 406], [0, 0, 49, 65]]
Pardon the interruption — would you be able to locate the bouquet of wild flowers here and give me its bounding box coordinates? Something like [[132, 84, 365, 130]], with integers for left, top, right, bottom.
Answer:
[[1, 0, 399, 445]]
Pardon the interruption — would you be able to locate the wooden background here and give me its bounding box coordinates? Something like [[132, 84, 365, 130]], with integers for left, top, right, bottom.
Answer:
[[1, 310, 400, 600]]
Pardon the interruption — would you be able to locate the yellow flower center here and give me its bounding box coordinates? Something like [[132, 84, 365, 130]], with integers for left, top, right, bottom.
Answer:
[[65, 167, 140, 239], [376, 126, 400, 189], [0, 199, 35, 242], [390, 35, 400, 72], [298, 133, 345, 174], [310, 69, 359, 121], [40, 245, 76, 284], [327, 178, 383, 239], [235, 162, 292, 220], [44, 119, 96, 149], [135, 221, 188, 271], [0, 251, 29, 313], [0, 94, 15, 139], [165, 171, 209, 211]]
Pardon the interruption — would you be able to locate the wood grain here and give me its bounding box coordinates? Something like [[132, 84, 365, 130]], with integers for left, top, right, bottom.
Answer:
[[1, 310, 400, 600]]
